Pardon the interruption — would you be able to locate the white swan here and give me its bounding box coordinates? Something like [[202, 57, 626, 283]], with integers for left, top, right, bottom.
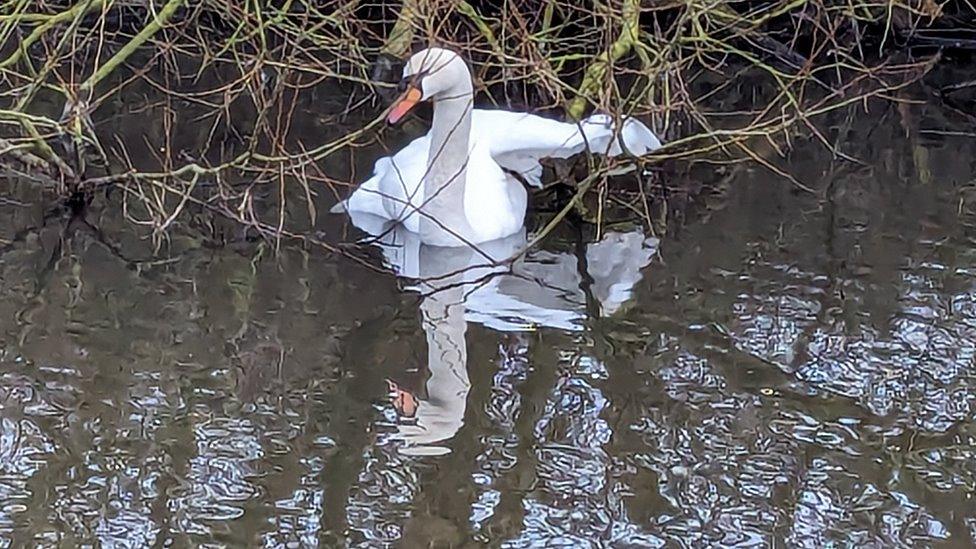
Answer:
[[331, 47, 662, 246]]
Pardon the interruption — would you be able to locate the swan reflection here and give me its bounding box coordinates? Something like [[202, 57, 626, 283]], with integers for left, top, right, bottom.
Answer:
[[361, 217, 658, 455]]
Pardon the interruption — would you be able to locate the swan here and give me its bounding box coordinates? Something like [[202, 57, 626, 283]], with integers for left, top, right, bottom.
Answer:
[[331, 47, 662, 246]]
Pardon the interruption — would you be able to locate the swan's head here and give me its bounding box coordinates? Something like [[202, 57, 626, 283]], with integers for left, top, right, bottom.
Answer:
[[388, 47, 470, 124]]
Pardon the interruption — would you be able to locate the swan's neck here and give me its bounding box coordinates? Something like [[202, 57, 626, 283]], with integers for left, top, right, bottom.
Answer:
[[422, 84, 474, 245]]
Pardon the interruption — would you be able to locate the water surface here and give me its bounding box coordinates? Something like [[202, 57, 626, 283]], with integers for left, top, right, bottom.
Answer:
[[1, 68, 976, 547]]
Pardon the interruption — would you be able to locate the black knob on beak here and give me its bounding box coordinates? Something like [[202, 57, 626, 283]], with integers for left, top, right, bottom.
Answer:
[[396, 78, 410, 94]]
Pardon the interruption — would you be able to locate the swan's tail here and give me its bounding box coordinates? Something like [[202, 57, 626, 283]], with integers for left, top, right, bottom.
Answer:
[[579, 114, 662, 157]]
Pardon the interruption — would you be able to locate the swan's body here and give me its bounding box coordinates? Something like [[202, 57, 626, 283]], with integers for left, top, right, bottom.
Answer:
[[333, 47, 662, 246]]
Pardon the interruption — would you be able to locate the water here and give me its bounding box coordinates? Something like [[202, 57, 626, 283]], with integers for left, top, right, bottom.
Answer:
[[1, 66, 976, 547]]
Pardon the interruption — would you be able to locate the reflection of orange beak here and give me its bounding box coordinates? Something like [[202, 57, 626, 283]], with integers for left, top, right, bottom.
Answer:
[[386, 379, 418, 418], [387, 86, 422, 124]]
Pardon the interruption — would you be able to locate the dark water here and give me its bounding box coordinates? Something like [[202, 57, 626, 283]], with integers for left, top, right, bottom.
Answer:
[[2, 71, 976, 548]]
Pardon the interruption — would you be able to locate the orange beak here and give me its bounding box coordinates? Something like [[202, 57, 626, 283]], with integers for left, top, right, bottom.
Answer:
[[387, 86, 422, 124]]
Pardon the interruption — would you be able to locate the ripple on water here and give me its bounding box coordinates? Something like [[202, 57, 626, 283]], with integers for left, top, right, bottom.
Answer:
[[731, 255, 976, 434], [0, 415, 54, 536], [170, 414, 264, 535]]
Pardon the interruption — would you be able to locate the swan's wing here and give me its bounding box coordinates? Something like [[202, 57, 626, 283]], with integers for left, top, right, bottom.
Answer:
[[472, 110, 580, 187], [472, 110, 662, 187], [460, 144, 528, 244], [337, 135, 430, 234], [473, 110, 580, 155], [580, 114, 663, 157]]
